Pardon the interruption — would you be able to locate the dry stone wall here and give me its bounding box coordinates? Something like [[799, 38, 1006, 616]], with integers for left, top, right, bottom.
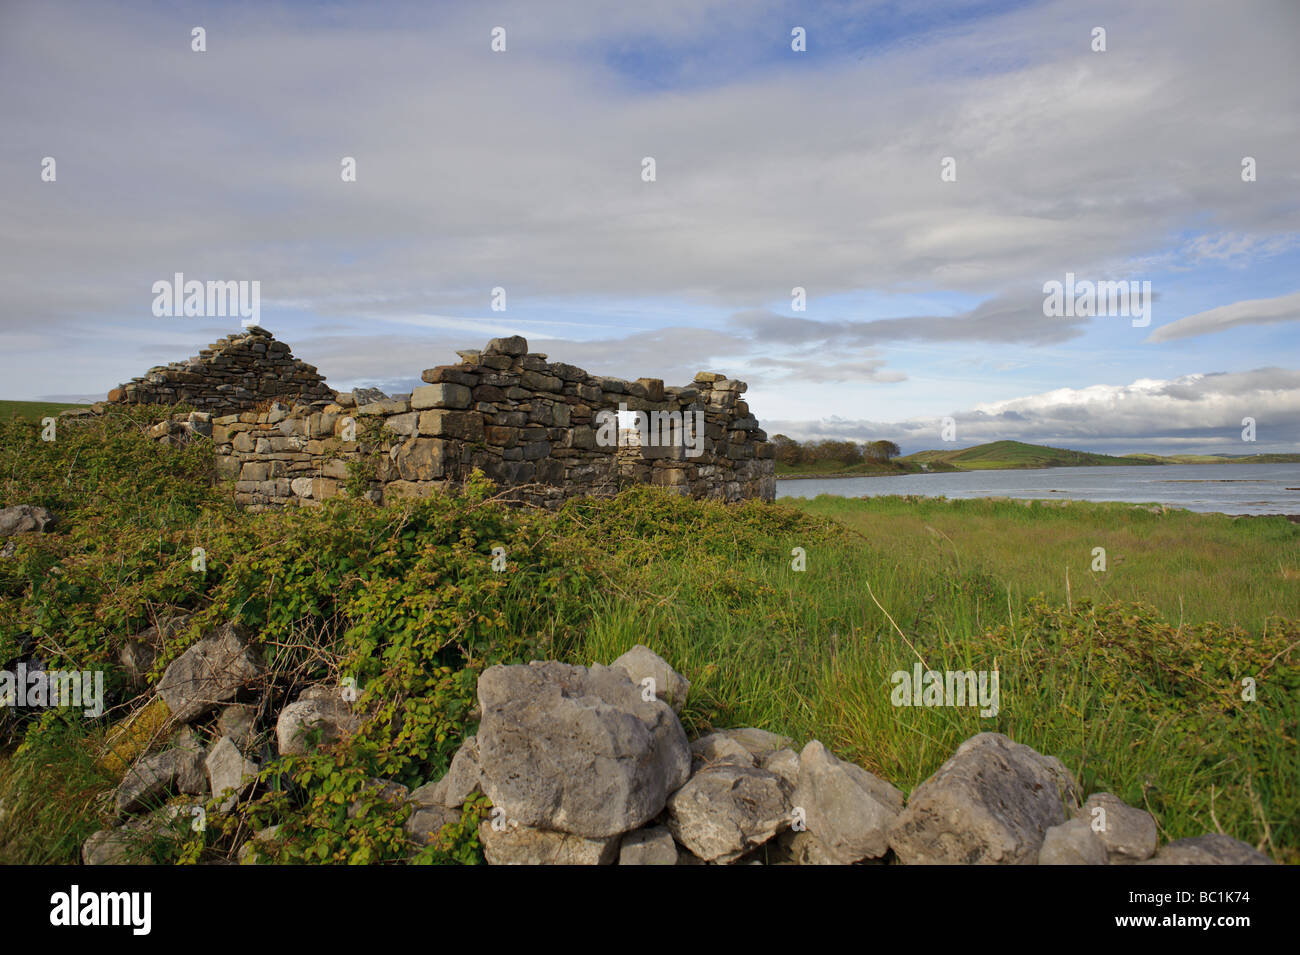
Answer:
[[83, 639, 1276, 865], [107, 326, 334, 414], [199, 334, 774, 508]]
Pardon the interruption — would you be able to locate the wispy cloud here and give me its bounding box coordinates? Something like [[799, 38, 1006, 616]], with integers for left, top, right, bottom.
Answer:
[[1145, 290, 1300, 343], [732, 290, 1092, 349]]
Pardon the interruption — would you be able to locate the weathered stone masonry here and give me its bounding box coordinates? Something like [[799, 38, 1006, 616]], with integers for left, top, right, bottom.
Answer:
[[107, 326, 333, 413], [128, 330, 776, 509]]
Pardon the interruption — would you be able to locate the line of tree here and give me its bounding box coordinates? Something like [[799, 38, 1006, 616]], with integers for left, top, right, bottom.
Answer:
[[770, 435, 901, 467]]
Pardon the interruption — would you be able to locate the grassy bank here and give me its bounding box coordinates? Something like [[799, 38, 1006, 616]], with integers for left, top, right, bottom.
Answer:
[[775, 459, 949, 479], [1, 409, 1295, 863], [0, 399, 91, 424]]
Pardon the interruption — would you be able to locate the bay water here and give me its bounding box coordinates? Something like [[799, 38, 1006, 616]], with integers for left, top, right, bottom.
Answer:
[[775, 462, 1300, 515]]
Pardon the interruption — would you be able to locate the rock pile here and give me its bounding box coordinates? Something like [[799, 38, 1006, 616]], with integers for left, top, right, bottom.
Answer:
[[106, 326, 334, 414], [83, 620, 368, 864], [0, 504, 55, 559], [83, 637, 1276, 865], [0, 505, 55, 537], [144, 410, 214, 448], [459, 649, 1276, 865]]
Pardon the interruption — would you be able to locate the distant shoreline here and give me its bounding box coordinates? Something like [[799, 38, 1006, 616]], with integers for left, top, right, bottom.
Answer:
[[777, 469, 916, 480], [776, 458, 1298, 481], [774, 462, 1154, 481]]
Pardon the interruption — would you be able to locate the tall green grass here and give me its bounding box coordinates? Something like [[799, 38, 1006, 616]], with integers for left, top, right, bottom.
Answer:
[[565, 494, 1299, 862], [794, 494, 1300, 632]]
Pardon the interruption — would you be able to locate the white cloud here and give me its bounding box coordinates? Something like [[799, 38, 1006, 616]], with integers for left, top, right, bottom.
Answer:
[[3, 0, 1298, 423], [2, 0, 1297, 330], [768, 367, 1300, 453], [1145, 290, 1300, 343]]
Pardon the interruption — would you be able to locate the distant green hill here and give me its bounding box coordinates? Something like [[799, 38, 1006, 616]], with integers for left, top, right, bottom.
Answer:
[[901, 440, 1164, 470], [900, 440, 1300, 470], [0, 400, 91, 424]]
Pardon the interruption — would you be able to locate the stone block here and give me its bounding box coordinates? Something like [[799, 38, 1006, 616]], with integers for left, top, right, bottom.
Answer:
[[382, 412, 418, 437], [418, 410, 484, 441], [420, 366, 479, 387], [395, 438, 450, 481], [520, 370, 562, 392], [484, 335, 528, 356], [636, 378, 666, 402], [412, 383, 473, 410], [485, 426, 519, 448]]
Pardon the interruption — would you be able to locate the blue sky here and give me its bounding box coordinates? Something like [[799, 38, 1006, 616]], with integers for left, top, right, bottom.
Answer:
[[2, 0, 1298, 454]]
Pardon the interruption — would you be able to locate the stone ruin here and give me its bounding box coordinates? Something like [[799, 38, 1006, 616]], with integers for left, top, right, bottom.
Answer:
[[106, 326, 334, 413], [108, 328, 776, 508]]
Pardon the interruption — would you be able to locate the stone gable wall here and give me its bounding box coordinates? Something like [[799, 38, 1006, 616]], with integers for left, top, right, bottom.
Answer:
[[204, 335, 775, 509], [107, 326, 334, 414]]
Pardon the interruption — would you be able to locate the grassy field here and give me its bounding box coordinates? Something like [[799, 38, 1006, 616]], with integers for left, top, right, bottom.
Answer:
[[0, 400, 90, 424], [1, 408, 1296, 863], [790, 494, 1300, 632]]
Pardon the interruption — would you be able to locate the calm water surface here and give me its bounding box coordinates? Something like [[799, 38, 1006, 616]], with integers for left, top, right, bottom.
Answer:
[[775, 462, 1300, 515]]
